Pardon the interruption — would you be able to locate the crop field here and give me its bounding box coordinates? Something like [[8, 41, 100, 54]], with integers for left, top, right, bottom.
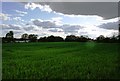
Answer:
[[2, 42, 120, 79]]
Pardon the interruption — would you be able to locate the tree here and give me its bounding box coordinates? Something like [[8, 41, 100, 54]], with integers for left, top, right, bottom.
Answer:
[[65, 35, 78, 42], [77, 35, 88, 42], [28, 34, 38, 42], [21, 33, 29, 42], [47, 35, 64, 42], [96, 35, 105, 42], [38, 37, 47, 42], [21, 33, 28, 39], [6, 31, 14, 39], [5, 31, 14, 42]]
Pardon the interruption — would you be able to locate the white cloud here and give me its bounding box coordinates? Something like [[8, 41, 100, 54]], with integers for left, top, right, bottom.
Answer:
[[51, 17, 62, 21], [25, 3, 52, 13], [13, 17, 24, 22], [15, 10, 27, 15], [55, 12, 103, 20], [15, 10, 27, 16], [78, 26, 118, 39], [1, 24, 21, 30], [0, 13, 10, 21], [48, 28, 63, 32], [51, 17, 63, 26]]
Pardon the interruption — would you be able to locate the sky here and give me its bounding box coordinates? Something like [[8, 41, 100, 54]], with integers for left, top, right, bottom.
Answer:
[[0, 2, 119, 39]]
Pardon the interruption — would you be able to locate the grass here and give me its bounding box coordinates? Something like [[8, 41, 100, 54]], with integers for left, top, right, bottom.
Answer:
[[2, 42, 120, 79]]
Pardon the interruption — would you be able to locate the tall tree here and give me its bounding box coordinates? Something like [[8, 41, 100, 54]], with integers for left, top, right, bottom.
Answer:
[[21, 33, 28, 39], [6, 31, 14, 39], [5, 31, 14, 42], [21, 33, 29, 42], [28, 34, 38, 42], [96, 35, 105, 42]]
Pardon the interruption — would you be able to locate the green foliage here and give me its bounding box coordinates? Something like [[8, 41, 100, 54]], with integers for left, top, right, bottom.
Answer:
[[28, 34, 38, 42], [2, 42, 120, 79]]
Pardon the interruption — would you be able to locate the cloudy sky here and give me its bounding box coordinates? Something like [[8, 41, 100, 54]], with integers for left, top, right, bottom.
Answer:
[[1, 2, 119, 39]]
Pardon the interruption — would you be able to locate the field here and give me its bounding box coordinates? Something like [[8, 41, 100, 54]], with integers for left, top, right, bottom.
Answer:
[[2, 42, 120, 79]]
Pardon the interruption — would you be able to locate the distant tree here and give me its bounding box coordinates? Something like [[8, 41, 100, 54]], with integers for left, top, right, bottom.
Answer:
[[110, 34, 118, 43], [6, 31, 14, 39], [65, 35, 89, 42], [47, 35, 55, 42], [54, 36, 64, 42], [77, 35, 89, 42], [96, 35, 105, 42], [5, 31, 14, 43], [46, 35, 64, 42], [21, 33, 28, 39], [38, 37, 47, 42], [65, 35, 78, 42], [21, 33, 29, 42], [28, 34, 38, 42], [103, 37, 111, 43]]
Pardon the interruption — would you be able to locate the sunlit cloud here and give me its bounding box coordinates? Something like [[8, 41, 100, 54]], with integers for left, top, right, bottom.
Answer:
[[25, 3, 52, 13], [0, 13, 10, 21]]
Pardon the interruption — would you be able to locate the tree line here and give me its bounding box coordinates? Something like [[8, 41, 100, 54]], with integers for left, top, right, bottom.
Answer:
[[2, 31, 120, 43]]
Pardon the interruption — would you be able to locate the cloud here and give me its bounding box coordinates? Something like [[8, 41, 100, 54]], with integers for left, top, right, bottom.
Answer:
[[48, 2, 118, 19], [0, 13, 10, 21], [61, 24, 84, 34], [31, 18, 84, 34], [1, 24, 21, 30], [13, 17, 24, 22], [32, 19, 58, 28], [25, 3, 52, 13], [1, 24, 24, 37], [31, 17, 63, 29], [54, 11, 103, 21], [23, 25, 40, 31], [98, 17, 119, 30], [98, 21, 119, 30], [30, 18, 86, 38], [51, 17, 62, 21], [15, 10, 27, 15], [2, 0, 120, 2], [30, 17, 118, 38], [15, 10, 27, 16], [48, 28, 63, 32], [51, 17, 63, 26], [77, 26, 118, 38]]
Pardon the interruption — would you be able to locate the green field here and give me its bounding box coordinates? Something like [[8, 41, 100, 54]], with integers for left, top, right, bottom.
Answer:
[[2, 42, 120, 79]]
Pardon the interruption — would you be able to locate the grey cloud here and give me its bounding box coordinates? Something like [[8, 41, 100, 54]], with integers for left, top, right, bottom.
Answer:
[[33, 19, 57, 28], [3, 0, 120, 2], [98, 21, 119, 30], [22, 2, 118, 19], [32, 19, 84, 34], [45, 2, 118, 19], [61, 25, 83, 34], [1, 24, 21, 30], [24, 26, 34, 31], [1, 24, 23, 37], [48, 28, 63, 32]]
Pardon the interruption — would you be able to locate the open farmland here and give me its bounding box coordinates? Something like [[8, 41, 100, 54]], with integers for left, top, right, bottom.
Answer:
[[2, 42, 120, 79]]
